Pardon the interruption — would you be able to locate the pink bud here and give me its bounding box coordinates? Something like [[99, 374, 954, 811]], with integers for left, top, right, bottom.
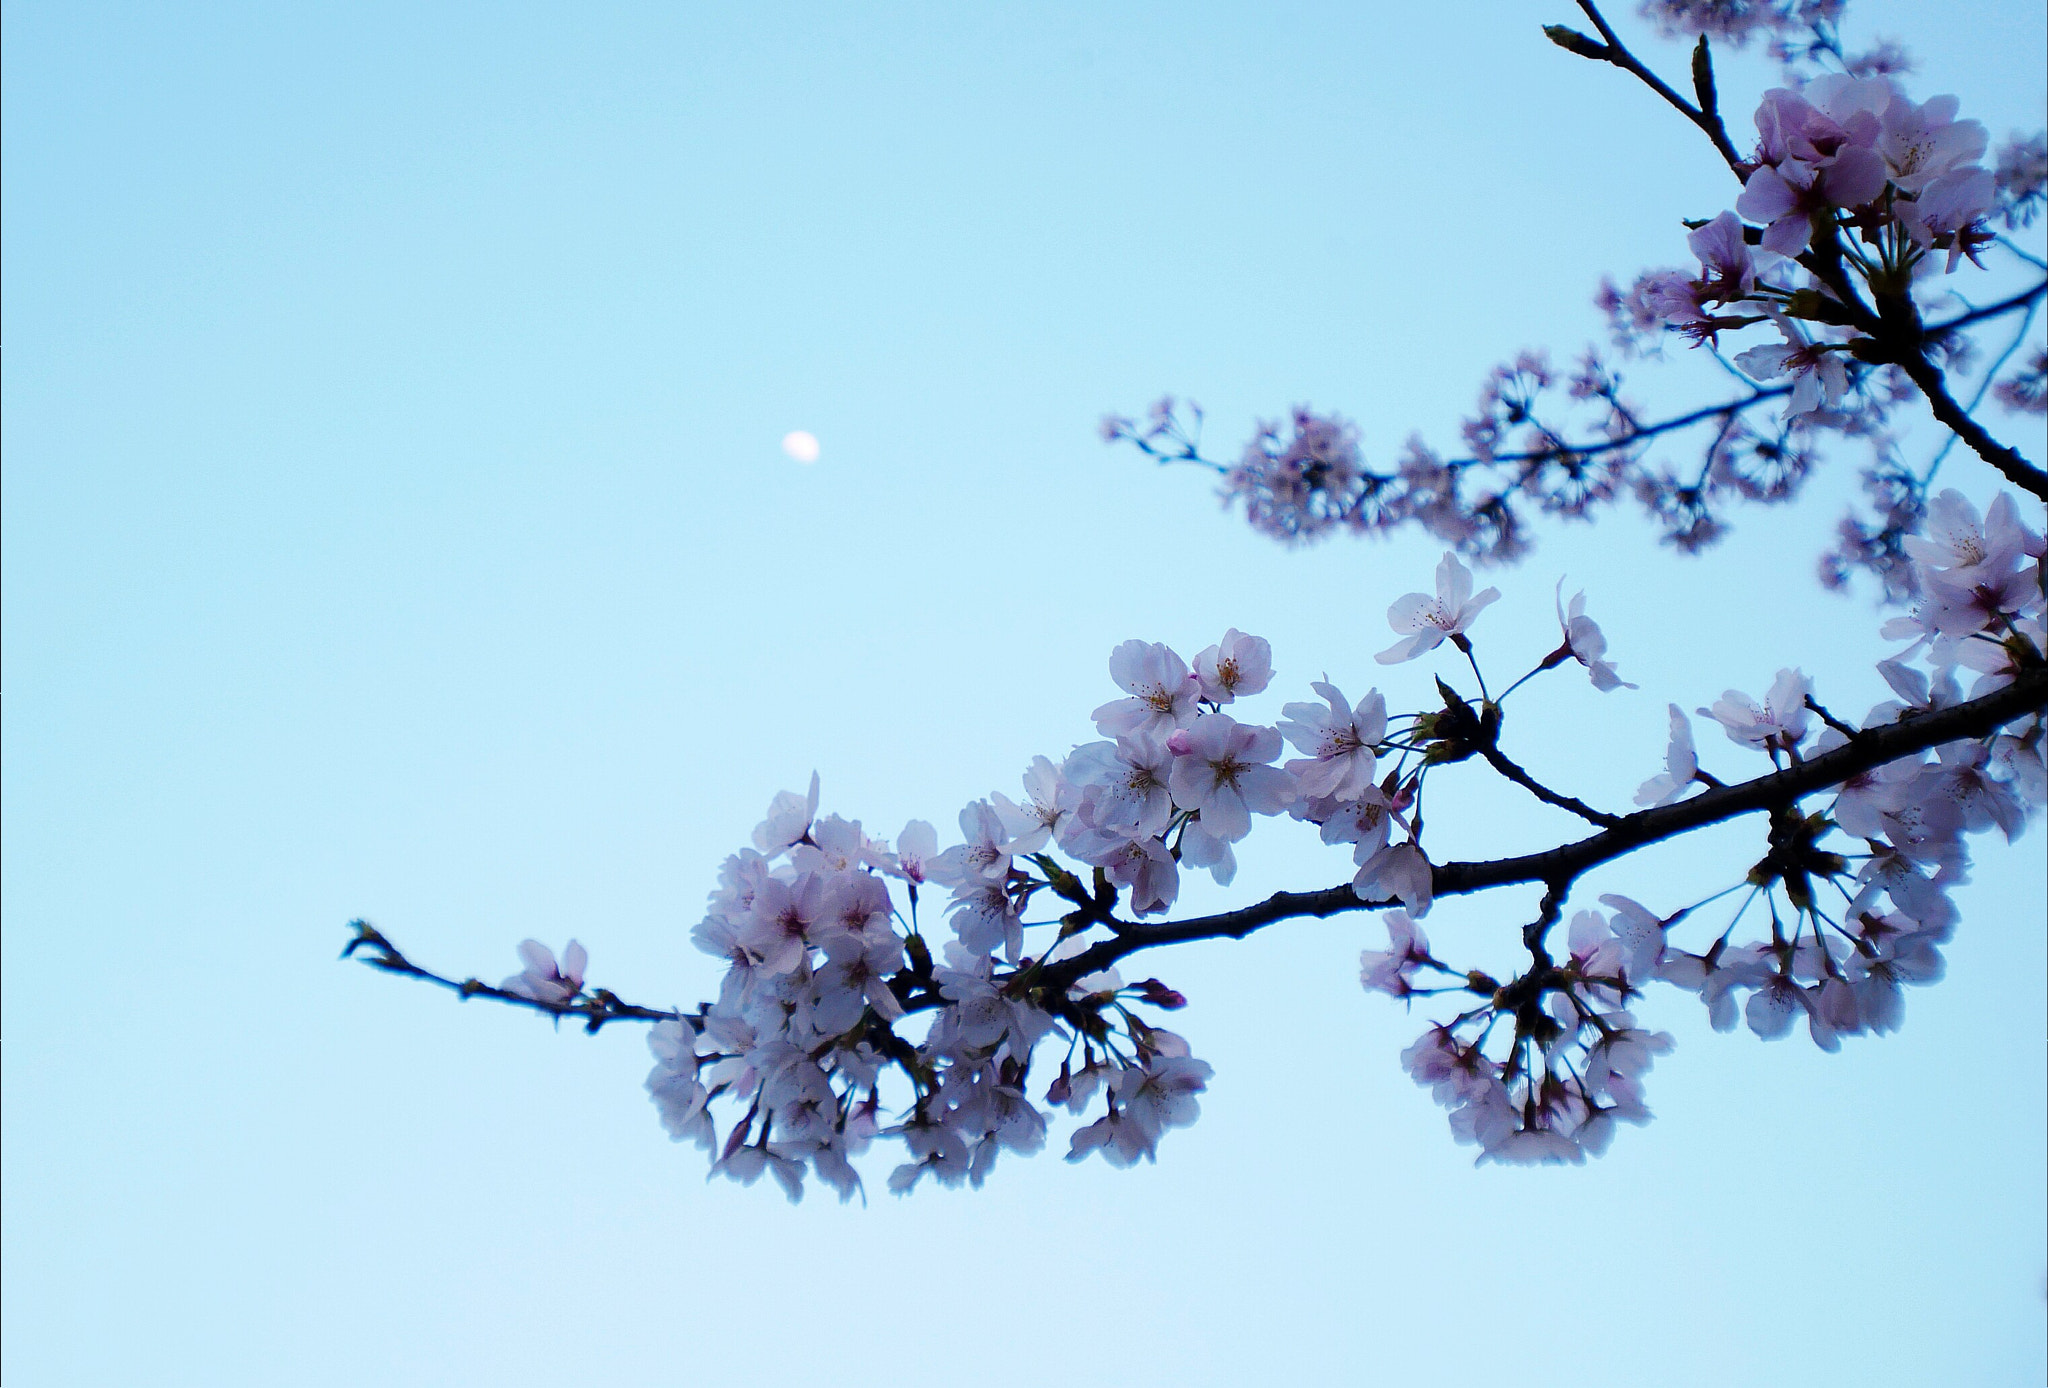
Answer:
[[1136, 978, 1189, 1010]]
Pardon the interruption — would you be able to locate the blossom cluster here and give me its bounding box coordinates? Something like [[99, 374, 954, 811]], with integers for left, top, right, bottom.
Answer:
[[1376, 489, 2042, 1165], [503, 555, 1634, 1192], [468, 479, 2036, 1187], [1110, 26, 2044, 595], [623, 625, 1410, 1201]]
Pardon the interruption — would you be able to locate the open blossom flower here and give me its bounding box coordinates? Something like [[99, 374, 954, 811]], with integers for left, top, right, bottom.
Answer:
[[1899, 166, 1998, 269], [1093, 641, 1200, 738], [946, 880, 1027, 958], [752, 772, 821, 854], [645, 1020, 712, 1148], [1577, 1011, 1673, 1108], [1165, 713, 1295, 842], [1739, 84, 1890, 253], [1376, 552, 1501, 664], [928, 799, 1020, 888], [1634, 704, 1699, 806], [1599, 895, 1669, 981], [1555, 585, 1637, 691], [1193, 629, 1273, 704], [1115, 1056, 1212, 1144], [790, 813, 869, 875], [1703, 668, 1812, 752], [881, 819, 939, 886], [1082, 831, 1180, 915], [739, 873, 829, 975], [1359, 910, 1435, 998], [1733, 159, 1837, 258], [1733, 310, 1850, 420], [501, 938, 587, 1005], [1353, 840, 1432, 915], [1063, 734, 1175, 840], [1824, 746, 1925, 847], [1641, 212, 1767, 345], [1069, 1057, 1214, 1167], [992, 755, 1066, 854], [1401, 1024, 1499, 1106], [1319, 784, 1402, 859], [1903, 489, 2039, 580], [1178, 818, 1238, 887], [1684, 210, 1758, 305], [1277, 681, 1386, 801], [1876, 91, 1988, 195]]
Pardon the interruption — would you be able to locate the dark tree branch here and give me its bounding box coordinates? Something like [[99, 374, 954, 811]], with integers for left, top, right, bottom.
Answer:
[[1476, 740, 1626, 828], [1893, 351, 2048, 499], [342, 921, 687, 1032], [350, 667, 2046, 1026], [1037, 666, 2047, 991]]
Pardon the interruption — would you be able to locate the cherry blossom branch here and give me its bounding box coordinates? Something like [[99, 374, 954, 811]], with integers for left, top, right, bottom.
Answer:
[[1799, 224, 2047, 497], [1037, 665, 2048, 991], [1431, 290, 2040, 475], [1117, 282, 2040, 488], [341, 921, 686, 1032], [1456, 387, 1786, 471], [367, 661, 2040, 1023]]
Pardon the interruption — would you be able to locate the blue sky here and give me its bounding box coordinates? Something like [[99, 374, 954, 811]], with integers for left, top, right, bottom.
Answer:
[[5, 2, 2044, 1383]]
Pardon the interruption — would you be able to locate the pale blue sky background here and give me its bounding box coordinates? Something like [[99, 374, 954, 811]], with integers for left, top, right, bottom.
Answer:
[[5, 3, 2044, 1384]]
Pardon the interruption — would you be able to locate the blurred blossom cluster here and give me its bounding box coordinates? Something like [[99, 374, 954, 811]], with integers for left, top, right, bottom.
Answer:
[[1108, 33, 2044, 601]]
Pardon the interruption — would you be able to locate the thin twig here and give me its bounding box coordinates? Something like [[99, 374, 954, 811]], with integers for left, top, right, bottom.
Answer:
[[1569, 1, 1744, 171], [1475, 742, 1626, 828]]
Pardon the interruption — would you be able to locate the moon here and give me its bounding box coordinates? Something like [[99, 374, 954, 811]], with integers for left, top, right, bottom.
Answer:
[[781, 430, 821, 464]]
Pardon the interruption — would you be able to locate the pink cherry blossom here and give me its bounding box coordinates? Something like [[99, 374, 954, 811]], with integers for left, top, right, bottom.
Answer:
[[1193, 628, 1274, 703], [1353, 840, 1433, 915], [500, 939, 587, 1005], [1556, 585, 1637, 691], [1732, 311, 1850, 420], [1360, 909, 1435, 998], [1165, 712, 1296, 842], [1702, 667, 1812, 752], [1377, 552, 1502, 664], [752, 772, 820, 854], [1093, 640, 1200, 738], [1634, 704, 1699, 806], [1278, 681, 1386, 801]]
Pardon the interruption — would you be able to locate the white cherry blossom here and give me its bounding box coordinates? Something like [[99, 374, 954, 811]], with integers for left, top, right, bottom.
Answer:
[[1377, 552, 1502, 664]]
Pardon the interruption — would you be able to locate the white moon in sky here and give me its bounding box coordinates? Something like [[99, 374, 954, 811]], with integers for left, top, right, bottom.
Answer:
[[781, 430, 821, 463]]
